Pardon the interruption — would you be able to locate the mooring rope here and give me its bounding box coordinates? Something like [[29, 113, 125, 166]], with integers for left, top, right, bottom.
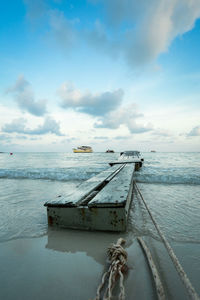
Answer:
[[137, 237, 165, 300], [134, 181, 200, 300], [95, 238, 127, 300]]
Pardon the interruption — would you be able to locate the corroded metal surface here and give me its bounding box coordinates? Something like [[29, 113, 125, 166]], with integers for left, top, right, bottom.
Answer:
[[45, 161, 142, 231], [47, 206, 126, 231]]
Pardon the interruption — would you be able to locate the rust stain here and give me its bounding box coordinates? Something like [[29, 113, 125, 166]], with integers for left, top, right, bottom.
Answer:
[[90, 207, 98, 215], [80, 208, 85, 220], [109, 210, 120, 227], [48, 215, 53, 226]]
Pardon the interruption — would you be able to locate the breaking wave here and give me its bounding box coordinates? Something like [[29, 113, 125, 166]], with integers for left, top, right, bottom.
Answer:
[[0, 167, 105, 182], [0, 165, 199, 185], [134, 167, 200, 185]]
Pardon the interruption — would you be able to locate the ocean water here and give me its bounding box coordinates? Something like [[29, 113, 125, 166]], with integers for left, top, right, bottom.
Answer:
[[0, 151, 199, 243], [0, 151, 200, 299]]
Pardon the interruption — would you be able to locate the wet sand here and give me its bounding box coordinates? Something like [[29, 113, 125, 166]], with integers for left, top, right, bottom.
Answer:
[[0, 228, 200, 300]]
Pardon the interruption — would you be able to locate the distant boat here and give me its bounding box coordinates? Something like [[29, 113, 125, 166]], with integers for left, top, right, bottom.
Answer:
[[151, 150, 156, 152], [106, 149, 114, 153], [73, 146, 93, 153]]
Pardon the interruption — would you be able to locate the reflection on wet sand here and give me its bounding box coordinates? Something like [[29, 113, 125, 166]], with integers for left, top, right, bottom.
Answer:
[[46, 227, 200, 299], [46, 227, 134, 264]]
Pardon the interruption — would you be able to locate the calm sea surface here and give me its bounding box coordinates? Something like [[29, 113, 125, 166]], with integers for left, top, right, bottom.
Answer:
[[0, 152, 200, 299]]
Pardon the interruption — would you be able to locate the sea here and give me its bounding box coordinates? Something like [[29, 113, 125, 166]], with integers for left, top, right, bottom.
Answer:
[[0, 151, 200, 299]]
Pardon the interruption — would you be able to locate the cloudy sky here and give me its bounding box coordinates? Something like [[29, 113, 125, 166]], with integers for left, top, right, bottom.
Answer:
[[0, 0, 200, 152]]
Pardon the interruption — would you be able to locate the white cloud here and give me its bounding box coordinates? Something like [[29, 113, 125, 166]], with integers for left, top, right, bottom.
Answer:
[[58, 83, 153, 135], [151, 129, 173, 137], [126, 0, 200, 66], [114, 135, 130, 140], [58, 82, 123, 116], [95, 103, 153, 133], [187, 125, 200, 136], [89, 0, 200, 66], [24, 0, 200, 68], [94, 136, 109, 140], [0, 134, 12, 143], [2, 116, 64, 136], [6, 75, 47, 116]]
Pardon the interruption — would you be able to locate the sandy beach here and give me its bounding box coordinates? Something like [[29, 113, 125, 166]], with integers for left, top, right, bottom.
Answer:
[[1, 0, 200, 297], [1, 152, 200, 299], [1, 228, 200, 300]]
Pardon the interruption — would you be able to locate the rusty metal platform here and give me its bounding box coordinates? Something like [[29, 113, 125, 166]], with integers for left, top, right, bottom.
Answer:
[[44, 161, 142, 232]]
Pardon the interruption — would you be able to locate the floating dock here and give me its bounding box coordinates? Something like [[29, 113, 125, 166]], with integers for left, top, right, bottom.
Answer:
[[44, 159, 143, 232]]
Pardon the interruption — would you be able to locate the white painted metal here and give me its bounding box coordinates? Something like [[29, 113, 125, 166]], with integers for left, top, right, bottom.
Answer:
[[109, 159, 142, 166], [45, 160, 142, 232], [47, 206, 127, 231], [88, 164, 134, 207], [44, 164, 123, 207]]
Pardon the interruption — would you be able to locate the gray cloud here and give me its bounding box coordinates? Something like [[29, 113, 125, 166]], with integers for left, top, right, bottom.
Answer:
[[85, 20, 120, 59], [94, 103, 153, 133], [24, 0, 200, 67], [151, 129, 172, 137], [2, 117, 64, 136], [187, 126, 200, 136], [24, 0, 48, 21], [114, 136, 130, 140], [7, 75, 47, 116], [24, 1, 78, 51], [58, 82, 123, 116], [2, 118, 27, 134], [94, 136, 109, 140], [48, 9, 78, 50], [0, 134, 12, 143], [89, 0, 200, 66]]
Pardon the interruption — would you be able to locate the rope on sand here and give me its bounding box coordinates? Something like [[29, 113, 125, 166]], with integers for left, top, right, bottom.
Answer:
[[134, 181, 200, 300], [137, 237, 165, 300], [95, 238, 127, 300]]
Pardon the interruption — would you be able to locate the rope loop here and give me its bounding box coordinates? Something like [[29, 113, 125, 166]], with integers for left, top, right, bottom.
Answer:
[[107, 243, 127, 264], [95, 238, 128, 300]]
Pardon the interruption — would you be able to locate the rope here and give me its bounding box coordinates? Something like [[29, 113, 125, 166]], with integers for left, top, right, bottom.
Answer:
[[137, 237, 165, 300], [134, 181, 200, 300], [95, 238, 127, 300]]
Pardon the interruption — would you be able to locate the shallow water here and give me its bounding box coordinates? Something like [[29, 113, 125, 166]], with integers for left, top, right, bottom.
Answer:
[[0, 151, 199, 243], [0, 152, 200, 299]]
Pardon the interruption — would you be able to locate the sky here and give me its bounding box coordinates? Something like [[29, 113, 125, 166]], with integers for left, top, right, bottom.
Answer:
[[0, 0, 200, 152]]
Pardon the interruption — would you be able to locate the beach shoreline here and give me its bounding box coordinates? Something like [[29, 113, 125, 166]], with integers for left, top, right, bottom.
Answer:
[[1, 228, 200, 300], [1, 152, 200, 299]]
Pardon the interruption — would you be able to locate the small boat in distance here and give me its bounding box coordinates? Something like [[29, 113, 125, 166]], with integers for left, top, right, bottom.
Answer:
[[151, 150, 156, 152], [73, 146, 93, 153], [106, 149, 114, 153]]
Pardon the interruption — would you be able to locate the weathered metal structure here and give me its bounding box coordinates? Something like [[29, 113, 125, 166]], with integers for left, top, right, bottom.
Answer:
[[44, 159, 143, 232]]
